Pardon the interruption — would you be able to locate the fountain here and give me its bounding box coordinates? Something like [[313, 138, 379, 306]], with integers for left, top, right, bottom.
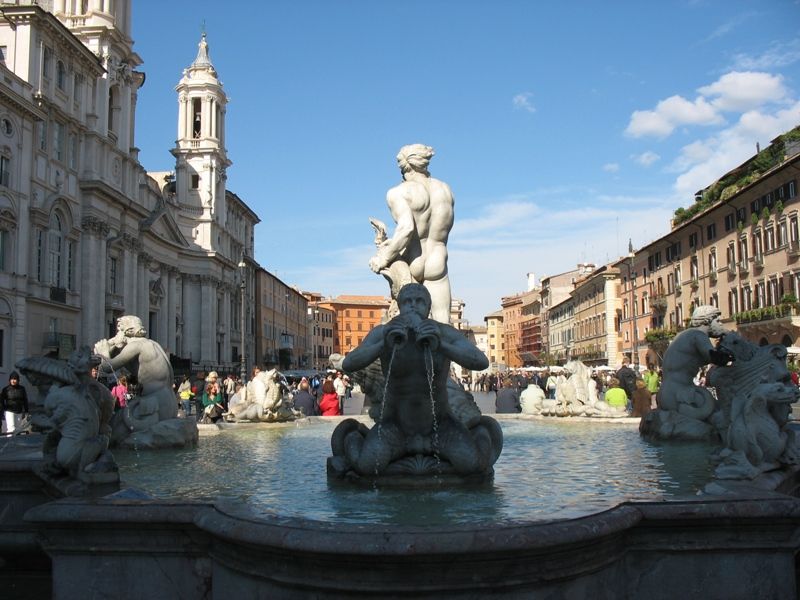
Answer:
[[225, 364, 300, 422], [1, 150, 800, 598], [329, 283, 503, 485], [93, 315, 197, 449]]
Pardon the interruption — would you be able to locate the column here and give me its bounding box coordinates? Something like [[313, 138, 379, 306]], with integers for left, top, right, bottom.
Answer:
[[177, 94, 187, 141], [199, 276, 215, 363], [167, 268, 177, 353], [138, 253, 149, 325], [156, 268, 169, 352]]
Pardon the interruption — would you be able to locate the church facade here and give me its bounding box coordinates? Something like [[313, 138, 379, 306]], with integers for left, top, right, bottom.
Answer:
[[0, 0, 260, 384]]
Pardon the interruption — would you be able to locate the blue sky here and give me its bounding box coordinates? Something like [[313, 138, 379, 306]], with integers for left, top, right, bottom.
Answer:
[[131, 0, 800, 324]]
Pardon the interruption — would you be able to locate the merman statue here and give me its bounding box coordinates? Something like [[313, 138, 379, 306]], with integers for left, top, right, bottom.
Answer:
[[329, 283, 502, 483]]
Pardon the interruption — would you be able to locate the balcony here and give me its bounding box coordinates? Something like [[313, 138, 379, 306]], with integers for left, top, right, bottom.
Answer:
[[789, 241, 800, 257], [650, 294, 668, 311], [49, 286, 67, 303], [753, 253, 765, 268], [734, 304, 799, 324], [709, 270, 718, 284], [690, 277, 699, 290], [42, 331, 76, 352], [738, 259, 749, 275]]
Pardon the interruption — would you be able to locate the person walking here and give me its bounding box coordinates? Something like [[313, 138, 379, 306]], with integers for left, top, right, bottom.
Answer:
[[334, 371, 347, 415], [177, 374, 194, 417], [1, 371, 29, 434]]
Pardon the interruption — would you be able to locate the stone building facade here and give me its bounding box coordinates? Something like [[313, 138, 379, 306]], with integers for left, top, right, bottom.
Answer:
[[317, 295, 389, 357], [0, 2, 260, 384], [619, 130, 800, 365]]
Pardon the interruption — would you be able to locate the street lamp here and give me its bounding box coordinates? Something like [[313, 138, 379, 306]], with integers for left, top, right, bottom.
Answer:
[[238, 255, 247, 384], [283, 291, 289, 369], [627, 239, 638, 369]]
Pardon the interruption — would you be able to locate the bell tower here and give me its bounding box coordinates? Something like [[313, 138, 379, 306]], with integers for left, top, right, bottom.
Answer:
[[172, 32, 231, 246]]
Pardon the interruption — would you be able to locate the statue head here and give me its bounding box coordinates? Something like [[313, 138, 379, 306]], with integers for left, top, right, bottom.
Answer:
[[397, 283, 432, 320], [117, 315, 147, 338], [689, 305, 725, 336], [396, 144, 434, 176]]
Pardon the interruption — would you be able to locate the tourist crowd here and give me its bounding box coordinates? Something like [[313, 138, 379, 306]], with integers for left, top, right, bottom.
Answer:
[[488, 359, 663, 417]]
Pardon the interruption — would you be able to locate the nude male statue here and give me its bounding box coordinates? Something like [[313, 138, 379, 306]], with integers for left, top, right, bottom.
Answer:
[[658, 305, 734, 421], [369, 144, 454, 324], [94, 315, 176, 423], [340, 284, 494, 476]]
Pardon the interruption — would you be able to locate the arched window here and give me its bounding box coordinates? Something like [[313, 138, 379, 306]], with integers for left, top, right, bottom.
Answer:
[[56, 60, 67, 90], [107, 85, 119, 134], [47, 213, 63, 286], [40, 208, 75, 290]]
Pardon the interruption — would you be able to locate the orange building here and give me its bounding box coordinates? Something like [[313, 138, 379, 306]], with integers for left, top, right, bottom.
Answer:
[[317, 295, 390, 356]]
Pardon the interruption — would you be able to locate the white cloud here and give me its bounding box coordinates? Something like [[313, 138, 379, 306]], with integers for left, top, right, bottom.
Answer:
[[698, 71, 788, 112], [626, 95, 721, 138], [731, 40, 800, 70], [673, 100, 800, 198], [603, 163, 620, 173], [512, 92, 536, 113], [446, 192, 675, 321], [633, 151, 660, 167]]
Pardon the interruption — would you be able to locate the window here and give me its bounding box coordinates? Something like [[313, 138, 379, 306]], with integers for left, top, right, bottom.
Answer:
[[192, 98, 202, 138], [768, 279, 779, 306], [765, 227, 775, 252], [0, 46, 6, 65], [739, 237, 748, 261], [107, 86, 120, 134], [56, 61, 66, 90], [779, 220, 788, 247], [48, 215, 63, 286], [67, 240, 74, 290], [666, 242, 681, 262], [790, 181, 797, 199], [724, 213, 736, 232], [53, 122, 65, 162], [36, 230, 43, 281], [0, 229, 7, 271], [68, 134, 78, 170], [0, 155, 9, 187], [736, 207, 747, 224], [73, 73, 84, 103], [751, 198, 761, 215], [742, 287, 752, 310], [707, 223, 716, 240], [109, 257, 118, 293], [42, 46, 52, 79], [728, 290, 738, 315], [39, 121, 47, 152], [708, 250, 717, 272], [688, 232, 698, 249], [191, 174, 199, 189]]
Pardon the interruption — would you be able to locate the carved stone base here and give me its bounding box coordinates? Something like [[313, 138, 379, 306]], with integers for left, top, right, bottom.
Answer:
[[326, 456, 494, 488], [639, 408, 717, 441], [116, 418, 198, 450]]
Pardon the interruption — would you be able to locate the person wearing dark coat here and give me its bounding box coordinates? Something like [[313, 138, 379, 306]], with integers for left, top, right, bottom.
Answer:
[[292, 379, 319, 417], [1, 371, 29, 434], [616, 359, 638, 402], [495, 376, 521, 414]]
